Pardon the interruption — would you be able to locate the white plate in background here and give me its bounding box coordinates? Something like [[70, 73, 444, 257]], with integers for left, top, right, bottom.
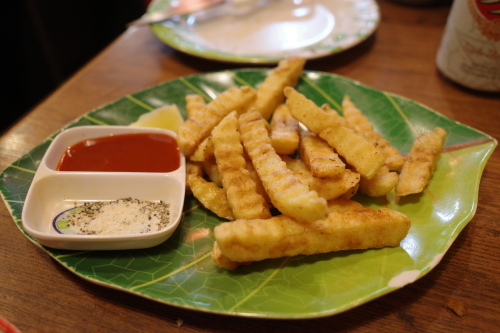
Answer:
[[148, 0, 380, 63]]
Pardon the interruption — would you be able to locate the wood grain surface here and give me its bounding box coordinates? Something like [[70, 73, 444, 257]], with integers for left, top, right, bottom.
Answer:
[[1, 1, 499, 332]]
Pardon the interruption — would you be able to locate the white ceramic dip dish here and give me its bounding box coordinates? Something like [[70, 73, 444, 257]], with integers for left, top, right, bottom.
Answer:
[[22, 126, 186, 251]]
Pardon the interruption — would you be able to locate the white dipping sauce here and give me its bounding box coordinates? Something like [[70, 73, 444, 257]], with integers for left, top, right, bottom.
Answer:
[[65, 198, 171, 235]]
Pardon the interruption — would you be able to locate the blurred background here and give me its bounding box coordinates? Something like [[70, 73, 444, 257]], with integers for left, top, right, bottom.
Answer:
[[1, 0, 150, 134], [2, 0, 452, 135]]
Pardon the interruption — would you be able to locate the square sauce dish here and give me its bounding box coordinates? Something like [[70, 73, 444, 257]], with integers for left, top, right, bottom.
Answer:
[[22, 126, 186, 251]]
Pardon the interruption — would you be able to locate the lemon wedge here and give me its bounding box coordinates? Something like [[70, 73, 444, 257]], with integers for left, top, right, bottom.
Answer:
[[129, 105, 184, 132]]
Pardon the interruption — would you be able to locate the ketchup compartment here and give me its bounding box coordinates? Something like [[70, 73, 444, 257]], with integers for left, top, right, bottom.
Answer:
[[57, 132, 180, 172]]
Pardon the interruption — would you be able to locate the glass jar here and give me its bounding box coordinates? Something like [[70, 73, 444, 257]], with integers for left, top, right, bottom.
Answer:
[[436, 0, 500, 92]]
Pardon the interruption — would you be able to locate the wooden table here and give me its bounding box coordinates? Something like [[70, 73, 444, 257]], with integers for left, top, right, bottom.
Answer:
[[1, 1, 499, 332]]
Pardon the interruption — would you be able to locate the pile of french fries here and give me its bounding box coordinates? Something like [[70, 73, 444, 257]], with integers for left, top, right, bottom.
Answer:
[[176, 57, 447, 270]]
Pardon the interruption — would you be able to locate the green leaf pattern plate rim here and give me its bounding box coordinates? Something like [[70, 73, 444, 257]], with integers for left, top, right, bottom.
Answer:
[[148, 0, 380, 64], [1, 70, 496, 319]]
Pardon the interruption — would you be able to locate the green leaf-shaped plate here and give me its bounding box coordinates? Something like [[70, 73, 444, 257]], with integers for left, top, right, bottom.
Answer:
[[1, 70, 496, 319]]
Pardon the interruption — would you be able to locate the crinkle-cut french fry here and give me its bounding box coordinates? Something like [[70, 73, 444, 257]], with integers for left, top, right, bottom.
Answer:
[[253, 56, 306, 120], [190, 136, 214, 162], [212, 198, 364, 270], [186, 161, 234, 220], [341, 95, 374, 132], [177, 86, 257, 157], [211, 163, 268, 272], [285, 88, 386, 180], [212, 198, 365, 271], [321, 104, 350, 127], [308, 168, 360, 200], [283, 156, 360, 201], [214, 207, 411, 263], [327, 198, 363, 212], [238, 110, 328, 223], [342, 95, 404, 171], [212, 241, 251, 271], [396, 127, 447, 196], [359, 165, 399, 197], [383, 148, 405, 172], [299, 131, 345, 179], [185, 159, 204, 195], [212, 111, 271, 220], [319, 106, 366, 197], [245, 159, 271, 204], [201, 157, 222, 187], [339, 181, 360, 200], [185, 94, 206, 119], [270, 104, 300, 155]]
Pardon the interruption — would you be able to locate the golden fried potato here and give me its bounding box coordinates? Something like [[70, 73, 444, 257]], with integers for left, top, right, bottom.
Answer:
[[212, 111, 271, 220], [396, 127, 447, 196], [321, 104, 350, 126], [339, 181, 360, 200], [342, 95, 404, 171], [177, 60, 424, 272], [212, 198, 365, 270], [190, 136, 214, 162], [214, 207, 411, 262], [378, 141, 405, 171], [245, 158, 271, 204], [177, 86, 257, 157], [341, 95, 372, 133], [185, 159, 204, 195], [359, 165, 399, 197], [285, 87, 386, 180], [299, 131, 345, 179], [201, 157, 222, 187], [238, 110, 328, 223], [185, 94, 206, 119], [270, 104, 300, 155], [283, 156, 360, 201], [327, 198, 363, 212], [186, 162, 234, 220], [253, 56, 306, 120], [211, 241, 251, 271], [308, 168, 359, 201]]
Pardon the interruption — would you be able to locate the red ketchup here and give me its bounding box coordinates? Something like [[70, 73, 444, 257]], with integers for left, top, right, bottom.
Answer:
[[57, 133, 180, 172]]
